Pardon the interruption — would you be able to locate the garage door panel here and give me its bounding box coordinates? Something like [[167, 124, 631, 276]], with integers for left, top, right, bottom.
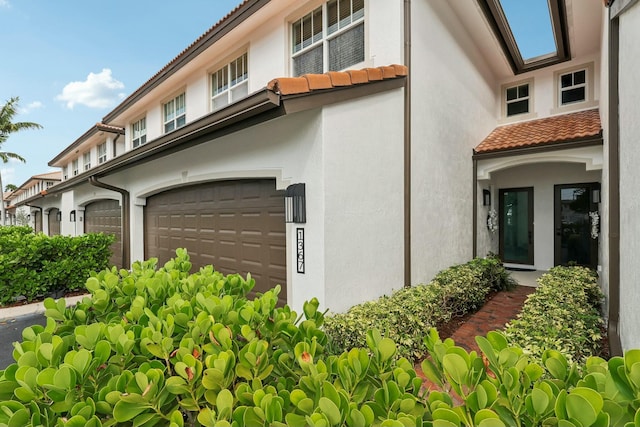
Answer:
[[85, 199, 122, 268], [145, 179, 286, 297]]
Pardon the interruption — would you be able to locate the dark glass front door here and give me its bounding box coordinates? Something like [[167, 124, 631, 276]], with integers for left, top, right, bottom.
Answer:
[[499, 188, 534, 265], [554, 183, 599, 268]]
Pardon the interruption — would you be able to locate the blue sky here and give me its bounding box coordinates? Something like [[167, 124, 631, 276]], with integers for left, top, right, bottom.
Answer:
[[0, 0, 555, 189], [0, 0, 242, 188]]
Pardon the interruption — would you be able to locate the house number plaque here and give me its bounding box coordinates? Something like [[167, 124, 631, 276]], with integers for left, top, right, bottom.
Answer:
[[297, 228, 305, 274]]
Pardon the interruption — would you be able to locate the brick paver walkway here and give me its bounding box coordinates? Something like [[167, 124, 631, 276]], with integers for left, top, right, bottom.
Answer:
[[448, 285, 535, 353]]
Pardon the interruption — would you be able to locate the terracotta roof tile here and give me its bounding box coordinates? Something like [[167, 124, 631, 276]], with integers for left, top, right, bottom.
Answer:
[[346, 69, 370, 84], [326, 71, 352, 86], [475, 109, 602, 154], [267, 64, 407, 96], [303, 73, 333, 90]]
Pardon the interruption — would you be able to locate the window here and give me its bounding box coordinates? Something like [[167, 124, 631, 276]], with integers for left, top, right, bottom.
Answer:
[[291, 0, 365, 76], [72, 159, 79, 176], [163, 93, 186, 133], [505, 83, 529, 116], [132, 117, 147, 148], [211, 53, 248, 111], [560, 69, 586, 105], [83, 152, 91, 171], [62, 166, 68, 180], [98, 142, 107, 164]]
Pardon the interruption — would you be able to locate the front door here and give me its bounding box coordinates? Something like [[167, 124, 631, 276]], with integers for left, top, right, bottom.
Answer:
[[554, 183, 599, 269], [499, 187, 534, 265]]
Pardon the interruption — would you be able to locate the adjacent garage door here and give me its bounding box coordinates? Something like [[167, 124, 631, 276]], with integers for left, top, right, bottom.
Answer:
[[48, 208, 60, 236], [85, 199, 122, 268], [145, 179, 286, 296]]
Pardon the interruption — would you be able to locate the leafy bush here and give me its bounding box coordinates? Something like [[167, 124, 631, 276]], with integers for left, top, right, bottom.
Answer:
[[323, 255, 514, 361], [421, 328, 640, 427], [0, 227, 114, 305], [504, 265, 604, 364], [0, 249, 427, 426]]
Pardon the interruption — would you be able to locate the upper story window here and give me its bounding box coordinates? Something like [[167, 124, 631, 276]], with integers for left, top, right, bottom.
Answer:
[[211, 53, 248, 111], [83, 152, 91, 171], [291, 0, 365, 76], [560, 69, 586, 105], [98, 142, 107, 164], [552, 63, 595, 114], [132, 117, 147, 148], [163, 93, 186, 133], [72, 159, 79, 176], [62, 166, 68, 180], [505, 83, 529, 116]]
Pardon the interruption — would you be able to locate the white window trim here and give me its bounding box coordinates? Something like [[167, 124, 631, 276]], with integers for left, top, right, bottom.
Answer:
[[131, 116, 147, 148], [551, 62, 598, 115], [290, 0, 366, 76], [499, 77, 537, 124], [210, 51, 249, 112], [98, 142, 108, 164], [72, 159, 79, 176], [163, 93, 186, 134], [83, 152, 91, 171]]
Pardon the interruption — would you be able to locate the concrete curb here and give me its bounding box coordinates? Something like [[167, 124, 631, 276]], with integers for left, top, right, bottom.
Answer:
[[0, 294, 90, 321]]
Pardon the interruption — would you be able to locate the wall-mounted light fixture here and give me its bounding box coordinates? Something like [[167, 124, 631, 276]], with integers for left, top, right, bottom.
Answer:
[[70, 210, 76, 222], [56, 211, 62, 222], [482, 189, 491, 206], [285, 183, 306, 223], [592, 188, 601, 204], [26, 214, 31, 221]]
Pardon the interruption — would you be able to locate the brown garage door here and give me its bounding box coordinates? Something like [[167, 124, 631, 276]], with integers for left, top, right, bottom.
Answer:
[[85, 199, 122, 268], [48, 208, 60, 236], [145, 179, 286, 296]]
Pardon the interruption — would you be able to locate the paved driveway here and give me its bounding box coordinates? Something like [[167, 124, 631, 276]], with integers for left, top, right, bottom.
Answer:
[[0, 313, 47, 370]]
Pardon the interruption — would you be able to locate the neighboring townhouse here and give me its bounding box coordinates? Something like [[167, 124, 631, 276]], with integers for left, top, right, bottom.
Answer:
[[25, 0, 640, 351], [8, 171, 62, 232]]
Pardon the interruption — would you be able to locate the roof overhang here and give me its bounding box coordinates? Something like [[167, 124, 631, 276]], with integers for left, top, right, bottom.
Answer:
[[44, 74, 406, 196]]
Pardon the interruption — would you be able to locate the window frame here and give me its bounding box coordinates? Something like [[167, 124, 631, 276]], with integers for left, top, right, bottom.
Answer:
[[132, 117, 147, 148], [210, 52, 249, 112], [62, 166, 68, 181], [83, 152, 91, 171], [290, 0, 366, 76], [559, 68, 587, 106], [500, 77, 535, 123], [163, 93, 186, 134], [72, 159, 79, 176], [97, 142, 107, 164], [551, 62, 597, 114]]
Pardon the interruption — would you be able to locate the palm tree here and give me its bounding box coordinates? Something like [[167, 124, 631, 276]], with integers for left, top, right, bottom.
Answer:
[[4, 184, 17, 192], [0, 97, 42, 225]]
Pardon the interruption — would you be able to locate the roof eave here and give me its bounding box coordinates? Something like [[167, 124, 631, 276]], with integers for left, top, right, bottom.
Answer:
[[472, 133, 604, 159]]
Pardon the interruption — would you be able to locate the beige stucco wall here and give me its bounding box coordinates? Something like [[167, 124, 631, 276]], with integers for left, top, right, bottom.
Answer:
[[410, 0, 497, 285], [617, 1, 640, 351]]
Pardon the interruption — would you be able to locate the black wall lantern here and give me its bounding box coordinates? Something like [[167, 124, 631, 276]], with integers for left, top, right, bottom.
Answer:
[[285, 183, 306, 223], [482, 189, 491, 206], [56, 211, 62, 222], [70, 210, 76, 222], [26, 214, 31, 221]]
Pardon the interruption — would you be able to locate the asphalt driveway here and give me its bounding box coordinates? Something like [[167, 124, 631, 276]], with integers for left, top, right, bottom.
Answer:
[[0, 313, 47, 370]]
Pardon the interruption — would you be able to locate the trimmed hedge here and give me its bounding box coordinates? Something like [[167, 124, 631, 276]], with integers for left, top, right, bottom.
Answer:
[[504, 265, 604, 364], [0, 226, 115, 305], [323, 255, 516, 361]]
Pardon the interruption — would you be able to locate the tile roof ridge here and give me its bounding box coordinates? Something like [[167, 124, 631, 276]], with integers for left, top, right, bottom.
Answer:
[[266, 64, 408, 96]]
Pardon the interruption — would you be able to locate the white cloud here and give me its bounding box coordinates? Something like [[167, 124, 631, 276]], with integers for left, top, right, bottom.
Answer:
[[18, 101, 43, 114], [0, 167, 16, 186], [56, 68, 125, 109], [0, 0, 10, 9]]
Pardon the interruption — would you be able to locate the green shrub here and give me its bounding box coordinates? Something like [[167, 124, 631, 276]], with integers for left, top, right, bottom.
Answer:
[[504, 265, 604, 364], [0, 249, 427, 426], [0, 227, 114, 305], [421, 328, 640, 427], [323, 255, 514, 361]]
